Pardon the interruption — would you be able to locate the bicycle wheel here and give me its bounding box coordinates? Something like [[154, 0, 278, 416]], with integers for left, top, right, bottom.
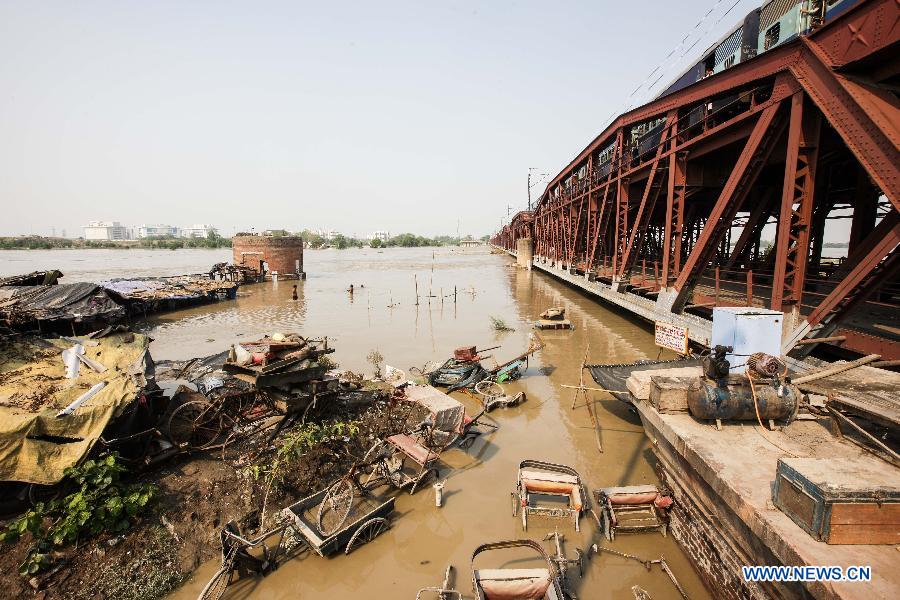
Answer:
[[167, 400, 223, 449], [474, 380, 503, 399], [198, 566, 233, 600], [316, 478, 354, 536]]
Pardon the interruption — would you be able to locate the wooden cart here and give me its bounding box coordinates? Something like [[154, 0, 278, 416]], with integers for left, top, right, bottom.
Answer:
[[198, 489, 394, 600], [285, 487, 395, 556]]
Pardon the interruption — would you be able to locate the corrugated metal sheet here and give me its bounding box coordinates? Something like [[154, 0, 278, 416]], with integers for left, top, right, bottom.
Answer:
[[760, 0, 802, 31]]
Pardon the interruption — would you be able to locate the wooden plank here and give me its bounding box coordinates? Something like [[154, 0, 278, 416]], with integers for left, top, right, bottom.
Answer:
[[827, 523, 900, 545], [830, 503, 900, 525], [626, 367, 702, 400], [792, 354, 881, 384]]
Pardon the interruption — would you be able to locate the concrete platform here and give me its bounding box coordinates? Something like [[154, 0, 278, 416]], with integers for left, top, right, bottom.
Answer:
[[498, 248, 715, 346], [636, 400, 899, 600]]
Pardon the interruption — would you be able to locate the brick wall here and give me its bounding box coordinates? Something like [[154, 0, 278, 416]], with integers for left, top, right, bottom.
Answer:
[[232, 236, 304, 275], [660, 466, 765, 600]]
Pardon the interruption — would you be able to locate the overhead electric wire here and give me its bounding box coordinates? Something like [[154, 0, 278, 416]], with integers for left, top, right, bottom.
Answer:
[[599, 0, 756, 131]]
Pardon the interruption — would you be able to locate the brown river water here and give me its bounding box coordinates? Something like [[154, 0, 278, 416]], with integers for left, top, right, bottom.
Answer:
[[2, 247, 710, 599]]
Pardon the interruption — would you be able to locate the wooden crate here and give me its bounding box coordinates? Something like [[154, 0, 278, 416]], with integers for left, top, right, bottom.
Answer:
[[648, 376, 691, 413], [772, 456, 900, 545], [625, 366, 702, 400]]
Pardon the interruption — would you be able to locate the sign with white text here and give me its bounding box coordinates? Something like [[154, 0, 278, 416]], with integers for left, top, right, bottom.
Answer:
[[655, 321, 689, 355]]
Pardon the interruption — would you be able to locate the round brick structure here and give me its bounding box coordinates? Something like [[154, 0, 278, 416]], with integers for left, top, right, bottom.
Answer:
[[232, 235, 304, 278]]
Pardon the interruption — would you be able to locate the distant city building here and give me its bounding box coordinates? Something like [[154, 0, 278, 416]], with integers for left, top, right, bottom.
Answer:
[[313, 228, 340, 240], [459, 239, 482, 247], [370, 230, 390, 242], [182, 224, 217, 238], [83, 221, 130, 241], [138, 224, 180, 239]]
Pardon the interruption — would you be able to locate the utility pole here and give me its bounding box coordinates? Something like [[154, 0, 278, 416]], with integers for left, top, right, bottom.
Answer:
[[527, 168, 547, 212], [528, 170, 532, 212]]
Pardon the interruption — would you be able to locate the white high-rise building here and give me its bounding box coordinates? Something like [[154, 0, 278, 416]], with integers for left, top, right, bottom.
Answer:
[[83, 221, 130, 241], [181, 224, 216, 238], [370, 230, 390, 242], [138, 224, 180, 238]]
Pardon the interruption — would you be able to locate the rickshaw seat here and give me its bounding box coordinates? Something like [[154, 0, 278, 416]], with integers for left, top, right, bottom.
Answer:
[[387, 434, 437, 466], [520, 470, 582, 511], [601, 484, 661, 506], [475, 568, 552, 600]]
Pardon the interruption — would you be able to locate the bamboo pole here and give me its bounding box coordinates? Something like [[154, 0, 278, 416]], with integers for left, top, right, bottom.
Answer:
[[792, 354, 880, 384]]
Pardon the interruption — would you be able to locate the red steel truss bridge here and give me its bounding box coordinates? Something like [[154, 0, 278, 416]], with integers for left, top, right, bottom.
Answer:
[[493, 0, 900, 361]]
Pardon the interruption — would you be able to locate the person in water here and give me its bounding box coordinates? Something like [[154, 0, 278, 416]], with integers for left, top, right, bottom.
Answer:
[[292, 285, 298, 300], [348, 284, 354, 294]]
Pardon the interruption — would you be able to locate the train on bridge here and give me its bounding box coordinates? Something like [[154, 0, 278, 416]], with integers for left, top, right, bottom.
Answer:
[[493, 0, 899, 361]]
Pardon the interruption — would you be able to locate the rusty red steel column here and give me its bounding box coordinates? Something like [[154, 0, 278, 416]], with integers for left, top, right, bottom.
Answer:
[[671, 100, 787, 312], [784, 212, 900, 351], [619, 111, 675, 279], [771, 92, 822, 312]]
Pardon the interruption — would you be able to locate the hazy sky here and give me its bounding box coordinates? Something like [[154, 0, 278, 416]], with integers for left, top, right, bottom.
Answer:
[[0, 0, 762, 238]]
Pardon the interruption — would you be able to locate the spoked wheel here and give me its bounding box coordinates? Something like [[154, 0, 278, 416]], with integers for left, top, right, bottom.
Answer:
[[474, 380, 503, 399], [167, 400, 224, 449], [198, 566, 233, 600], [344, 517, 388, 554], [316, 478, 354, 536], [410, 467, 439, 494]]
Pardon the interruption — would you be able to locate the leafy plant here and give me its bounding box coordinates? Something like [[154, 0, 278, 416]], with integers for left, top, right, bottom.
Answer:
[[366, 349, 384, 379], [490, 316, 514, 332], [254, 420, 359, 526], [0, 453, 156, 575]]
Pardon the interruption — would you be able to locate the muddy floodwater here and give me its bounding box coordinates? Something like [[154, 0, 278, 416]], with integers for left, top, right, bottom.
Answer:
[[3, 247, 711, 599]]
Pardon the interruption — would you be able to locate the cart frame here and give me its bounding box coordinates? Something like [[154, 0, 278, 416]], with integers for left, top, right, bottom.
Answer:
[[512, 459, 587, 532]]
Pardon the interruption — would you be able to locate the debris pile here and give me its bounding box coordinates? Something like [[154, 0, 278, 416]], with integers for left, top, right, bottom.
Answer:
[[0, 283, 125, 333], [101, 276, 238, 309], [0, 331, 156, 487], [0, 271, 239, 335]]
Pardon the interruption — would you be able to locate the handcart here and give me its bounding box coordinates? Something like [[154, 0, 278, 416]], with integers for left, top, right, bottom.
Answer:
[[198, 489, 394, 600], [315, 435, 438, 536], [512, 460, 587, 532]]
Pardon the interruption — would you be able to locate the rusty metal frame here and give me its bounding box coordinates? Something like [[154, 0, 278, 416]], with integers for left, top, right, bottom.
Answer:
[[493, 0, 900, 359]]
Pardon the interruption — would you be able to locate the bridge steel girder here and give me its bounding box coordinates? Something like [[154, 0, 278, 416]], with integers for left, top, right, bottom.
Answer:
[[670, 101, 788, 312], [492, 0, 900, 359]]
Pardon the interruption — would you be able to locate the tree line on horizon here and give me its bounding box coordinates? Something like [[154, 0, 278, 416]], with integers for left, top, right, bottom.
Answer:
[[0, 230, 491, 250]]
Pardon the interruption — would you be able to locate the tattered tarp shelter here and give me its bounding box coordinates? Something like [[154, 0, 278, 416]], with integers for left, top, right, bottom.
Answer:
[[0, 270, 63, 287], [0, 283, 125, 332], [101, 276, 237, 302], [0, 333, 152, 484]]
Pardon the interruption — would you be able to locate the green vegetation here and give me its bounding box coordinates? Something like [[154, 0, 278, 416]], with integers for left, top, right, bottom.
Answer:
[[252, 421, 359, 526], [297, 229, 486, 250], [0, 454, 156, 575], [489, 316, 514, 332], [366, 349, 384, 378], [0, 231, 231, 250], [133, 230, 231, 249]]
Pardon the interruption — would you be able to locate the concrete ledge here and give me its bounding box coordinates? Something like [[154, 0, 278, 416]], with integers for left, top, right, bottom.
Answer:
[[494, 247, 713, 345], [636, 401, 899, 600]]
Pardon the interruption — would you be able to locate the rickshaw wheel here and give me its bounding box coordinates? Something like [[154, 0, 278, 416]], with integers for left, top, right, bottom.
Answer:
[[474, 380, 503, 400], [316, 479, 354, 536], [198, 566, 233, 600], [167, 400, 223, 449], [344, 517, 388, 554]]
